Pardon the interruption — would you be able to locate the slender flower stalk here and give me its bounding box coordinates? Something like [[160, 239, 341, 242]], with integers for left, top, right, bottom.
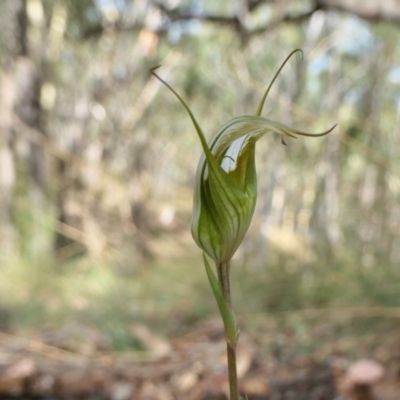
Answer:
[[152, 49, 335, 400]]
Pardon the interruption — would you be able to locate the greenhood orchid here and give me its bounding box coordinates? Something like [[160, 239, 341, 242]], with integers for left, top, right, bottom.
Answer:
[[151, 50, 335, 264], [152, 49, 335, 400]]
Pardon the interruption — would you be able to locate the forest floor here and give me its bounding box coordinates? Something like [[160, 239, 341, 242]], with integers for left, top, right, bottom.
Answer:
[[1, 318, 400, 400]]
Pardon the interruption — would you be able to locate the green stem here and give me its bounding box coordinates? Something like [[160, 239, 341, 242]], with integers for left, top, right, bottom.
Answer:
[[218, 261, 240, 400]]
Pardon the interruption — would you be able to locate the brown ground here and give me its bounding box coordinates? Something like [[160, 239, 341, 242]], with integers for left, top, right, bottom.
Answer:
[[1, 320, 400, 400]]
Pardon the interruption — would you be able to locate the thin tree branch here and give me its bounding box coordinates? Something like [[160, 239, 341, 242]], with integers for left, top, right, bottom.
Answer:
[[155, 1, 319, 36], [316, 0, 400, 23], [82, 0, 400, 40], [154, 0, 400, 36], [251, 6, 320, 35], [155, 2, 242, 31], [247, 0, 272, 12]]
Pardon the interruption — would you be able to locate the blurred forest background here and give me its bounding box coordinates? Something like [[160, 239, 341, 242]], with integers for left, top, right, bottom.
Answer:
[[1, 0, 400, 356]]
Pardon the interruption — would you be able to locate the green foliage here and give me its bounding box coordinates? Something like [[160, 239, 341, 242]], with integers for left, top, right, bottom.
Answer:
[[64, 0, 101, 38], [1, 247, 399, 351], [1, 0, 400, 358]]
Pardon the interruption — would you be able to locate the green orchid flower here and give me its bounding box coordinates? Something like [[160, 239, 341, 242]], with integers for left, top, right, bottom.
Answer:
[[152, 49, 335, 264], [152, 50, 335, 400]]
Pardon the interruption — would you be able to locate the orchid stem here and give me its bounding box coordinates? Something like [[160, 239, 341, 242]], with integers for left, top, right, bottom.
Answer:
[[218, 261, 240, 400]]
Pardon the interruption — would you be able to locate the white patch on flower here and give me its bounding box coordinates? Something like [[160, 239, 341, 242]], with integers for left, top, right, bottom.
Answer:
[[220, 135, 247, 173]]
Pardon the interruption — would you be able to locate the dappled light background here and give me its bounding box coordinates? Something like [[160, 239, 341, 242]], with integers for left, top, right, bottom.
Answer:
[[1, 0, 400, 353]]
